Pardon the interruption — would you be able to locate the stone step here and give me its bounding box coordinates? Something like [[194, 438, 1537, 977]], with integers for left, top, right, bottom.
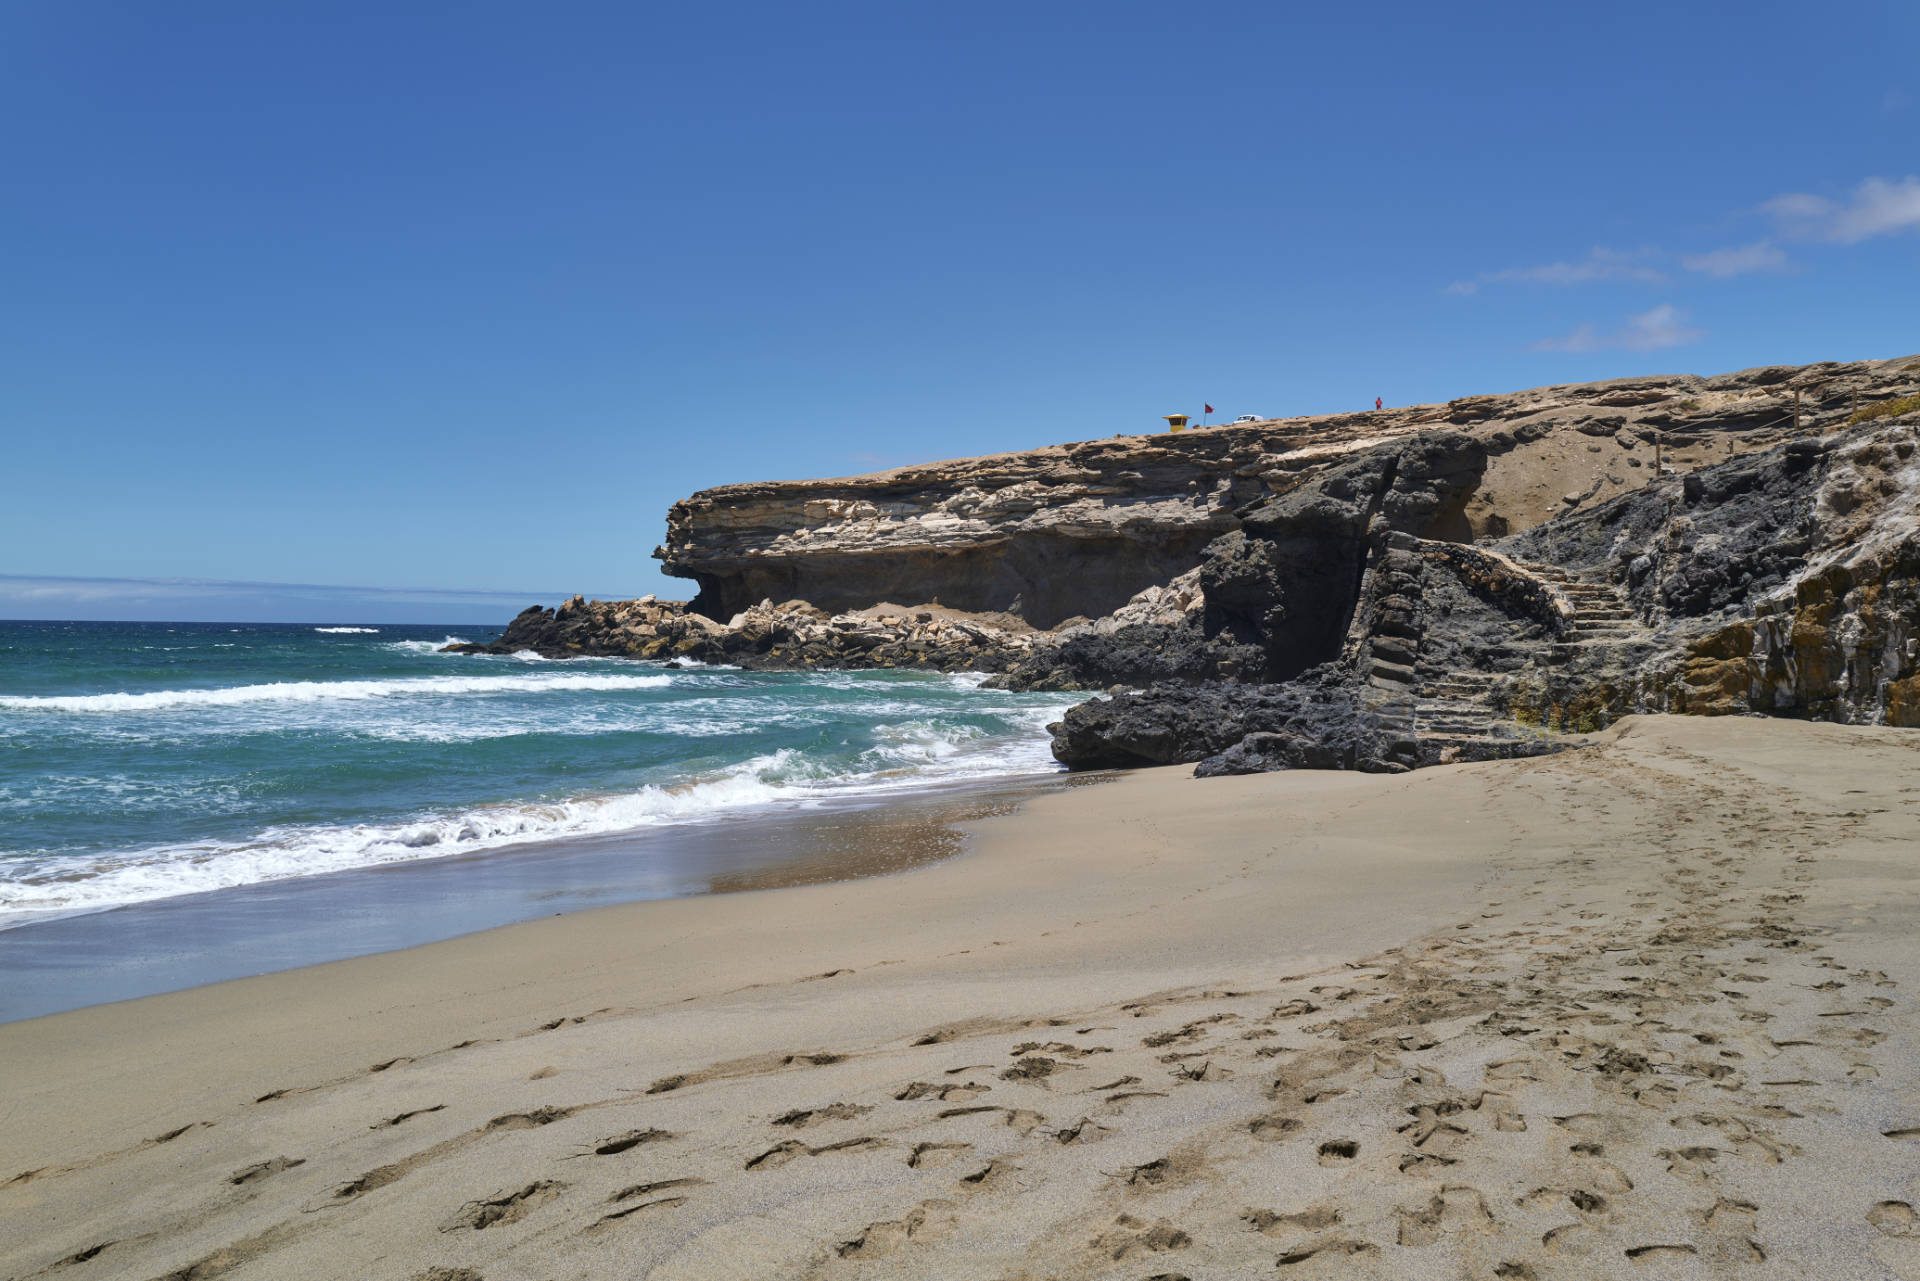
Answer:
[[1369, 659, 1417, 685], [1413, 709, 1504, 726]]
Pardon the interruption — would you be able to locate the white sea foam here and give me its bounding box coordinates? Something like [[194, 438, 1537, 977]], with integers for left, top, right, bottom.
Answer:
[[314, 626, 381, 634], [0, 715, 1070, 922], [383, 635, 473, 655], [0, 672, 675, 714]]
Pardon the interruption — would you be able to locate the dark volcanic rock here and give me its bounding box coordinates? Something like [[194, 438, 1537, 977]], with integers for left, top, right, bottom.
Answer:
[[987, 622, 1257, 692], [1049, 675, 1393, 772], [448, 596, 1046, 674], [1050, 674, 1567, 776], [1192, 731, 1357, 777], [467, 354, 1920, 774]]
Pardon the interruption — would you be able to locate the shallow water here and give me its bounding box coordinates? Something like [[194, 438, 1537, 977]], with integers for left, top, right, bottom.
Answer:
[[0, 620, 1078, 932], [0, 771, 1101, 1023]]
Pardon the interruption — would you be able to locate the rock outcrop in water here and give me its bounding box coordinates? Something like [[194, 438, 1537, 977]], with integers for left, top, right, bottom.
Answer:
[[461, 355, 1920, 776], [460, 595, 1049, 673]]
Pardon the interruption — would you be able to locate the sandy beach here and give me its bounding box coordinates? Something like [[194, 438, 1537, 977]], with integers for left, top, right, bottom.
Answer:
[[4, 715, 1919, 1280]]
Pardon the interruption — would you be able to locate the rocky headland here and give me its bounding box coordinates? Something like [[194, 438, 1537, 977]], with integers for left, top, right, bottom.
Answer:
[[453, 355, 1920, 776]]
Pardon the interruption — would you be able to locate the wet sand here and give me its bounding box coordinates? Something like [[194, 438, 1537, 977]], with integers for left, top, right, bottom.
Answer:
[[4, 716, 1919, 1279], [0, 772, 1089, 1023]]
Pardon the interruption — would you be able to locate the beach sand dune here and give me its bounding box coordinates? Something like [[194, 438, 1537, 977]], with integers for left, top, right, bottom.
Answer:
[[4, 717, 1919, 1279]]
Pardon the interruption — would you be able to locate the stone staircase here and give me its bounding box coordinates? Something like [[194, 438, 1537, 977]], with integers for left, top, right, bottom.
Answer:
[[1362, 546, 1661, 760], [1360, 536, 1552, 764], [1528, 564, 1646, 646]]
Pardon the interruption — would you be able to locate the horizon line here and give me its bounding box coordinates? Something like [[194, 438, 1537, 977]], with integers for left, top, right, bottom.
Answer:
[[0, 570, 641, 603]]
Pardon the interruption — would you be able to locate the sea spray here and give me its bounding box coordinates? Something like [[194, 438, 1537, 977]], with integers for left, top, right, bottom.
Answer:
[[0, 620, 1075, 925]]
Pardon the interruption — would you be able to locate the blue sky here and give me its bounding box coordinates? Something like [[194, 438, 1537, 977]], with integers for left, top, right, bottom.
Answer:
[[3, 0, 1915, 622]]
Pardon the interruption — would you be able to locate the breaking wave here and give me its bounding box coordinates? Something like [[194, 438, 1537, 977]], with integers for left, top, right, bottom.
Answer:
[[0, 714, 1064, 922], [0, 672, 676, 714]]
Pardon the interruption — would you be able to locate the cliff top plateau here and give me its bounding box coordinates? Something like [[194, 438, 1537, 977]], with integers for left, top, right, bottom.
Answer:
[[460, 353, 1920, 775]]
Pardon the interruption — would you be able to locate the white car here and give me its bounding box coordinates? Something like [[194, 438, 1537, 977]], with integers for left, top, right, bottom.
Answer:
[[1230, 414, 1263, 424]]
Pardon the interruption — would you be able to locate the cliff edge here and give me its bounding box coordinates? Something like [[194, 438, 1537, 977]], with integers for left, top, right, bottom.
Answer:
[[656, 358, 1903, 627], [461, 354, 1920, 775]]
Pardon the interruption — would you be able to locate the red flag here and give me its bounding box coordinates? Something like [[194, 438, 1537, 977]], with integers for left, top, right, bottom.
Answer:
[[1204, 404, 1214, 414]]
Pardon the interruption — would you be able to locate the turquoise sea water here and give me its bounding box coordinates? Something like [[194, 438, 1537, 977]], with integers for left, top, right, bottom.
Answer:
[[0, 620, 1077, 930]]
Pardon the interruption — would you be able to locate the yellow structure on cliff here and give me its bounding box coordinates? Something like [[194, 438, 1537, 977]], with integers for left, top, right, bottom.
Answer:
[[1162, 414, 1190, 433]]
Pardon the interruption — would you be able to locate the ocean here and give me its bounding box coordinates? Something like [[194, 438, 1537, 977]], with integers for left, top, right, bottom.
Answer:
[[0, 620, 1079, 943]]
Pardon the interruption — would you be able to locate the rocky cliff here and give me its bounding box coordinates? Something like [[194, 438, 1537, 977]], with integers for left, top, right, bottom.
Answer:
[[656, 357, 1904, 627], [462, 355, 1920, 776]]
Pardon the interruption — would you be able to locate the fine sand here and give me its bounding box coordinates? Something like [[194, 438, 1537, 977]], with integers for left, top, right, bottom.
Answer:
[[4, 715, 1920, 1280]]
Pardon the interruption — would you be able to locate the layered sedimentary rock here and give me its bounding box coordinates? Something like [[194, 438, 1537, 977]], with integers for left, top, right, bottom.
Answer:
[[656, 357, 1903, 627], [465, 355, 1920, 776]]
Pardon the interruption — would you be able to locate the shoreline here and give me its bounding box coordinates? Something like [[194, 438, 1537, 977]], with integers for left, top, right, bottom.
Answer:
[[4, 715, 1918, 1278], [0, 766, 1092, 1024]]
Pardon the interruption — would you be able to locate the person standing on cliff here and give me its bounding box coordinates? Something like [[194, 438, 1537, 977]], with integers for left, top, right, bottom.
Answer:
[[1375, 396, 1383, 411]]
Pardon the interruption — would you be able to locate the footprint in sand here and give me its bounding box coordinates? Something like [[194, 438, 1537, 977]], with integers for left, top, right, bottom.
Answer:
[[1396, 1185, 1494, 1246], [1087, 1214, 1190, 1262], [440, 1180, 566, 1232], [1275, 1238, 1377, 1267], [229, 1156, 304, 1185], [907, 1141, 971, 1169], [1315, 1139, 1357, 1166], [772, 1103, 873, 1128], [586, 1128, 673, 1156], [1243, 1205, 1340, 1235], [836, 1200, 959, 1258], [745, 1136, 886, 1171], [1869, 1201, 1919, 1238]]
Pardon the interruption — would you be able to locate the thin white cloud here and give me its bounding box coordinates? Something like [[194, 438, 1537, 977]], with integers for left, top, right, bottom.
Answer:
[[1453, 173, 1916, 296], [1679, 240, 1788, 278], [1534, 323, 1603, 353], [1448, 246, 1664, 295], [1534, 304, 1703, 354], [1764, 176, 1920, 243]]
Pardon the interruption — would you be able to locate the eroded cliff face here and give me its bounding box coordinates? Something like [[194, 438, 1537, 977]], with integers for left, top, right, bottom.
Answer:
[[466, 354, 1920, 776], [656, 357, 1907, 628], [1496, 410, 1920, 728]]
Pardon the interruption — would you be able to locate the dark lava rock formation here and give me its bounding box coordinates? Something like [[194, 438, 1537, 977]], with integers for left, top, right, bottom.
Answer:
[[459, 354, 1920, 777]]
